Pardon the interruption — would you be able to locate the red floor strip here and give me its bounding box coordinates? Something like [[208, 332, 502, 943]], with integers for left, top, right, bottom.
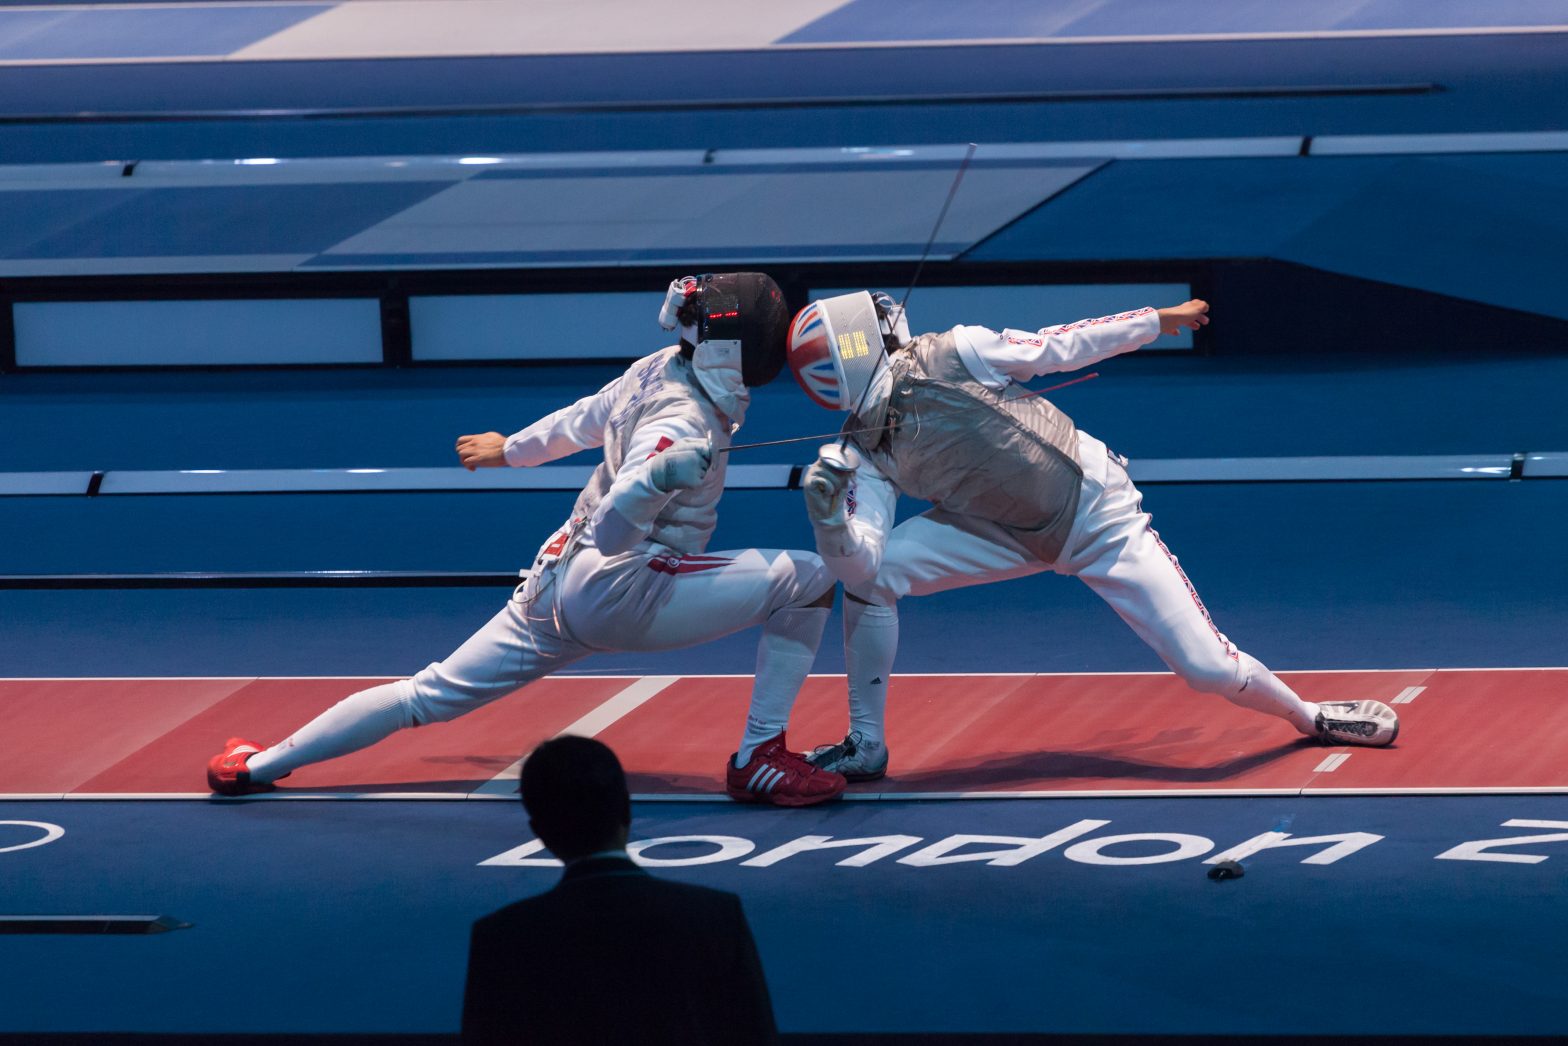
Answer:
[[1305, 669, 1568, 791], [0, 678, 252, 794], [2, 669, 1563, 798]]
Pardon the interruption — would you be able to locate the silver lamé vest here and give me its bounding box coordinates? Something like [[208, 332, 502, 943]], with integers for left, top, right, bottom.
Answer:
[[846, 330, 1084, 564], [569, 348, 730, 555]]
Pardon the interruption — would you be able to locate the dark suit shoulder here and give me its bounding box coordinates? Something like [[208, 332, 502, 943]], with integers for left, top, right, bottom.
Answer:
[[470, 891, 548, 935], [592, 874, 740, 906], [561, 871, 744, 919], [464, 871, 773, 1046], [476, 871, 742, 928]]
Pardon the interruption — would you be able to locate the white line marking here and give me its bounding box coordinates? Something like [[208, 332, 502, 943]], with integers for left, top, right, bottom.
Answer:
[[0, 788, 1308, 802], [767, 26, 1568, 47], [550, 676, 681, 738], [63, 791, 471, 801], [2, 2, 336, 11], [0, 677, 232, 682], [1301, 786, 1568, 795], [1313, 753, 1352, 773], [1392, 686, 1427, 704], [470, 675, 679, 798], [19, 785, 1568, 803], [9, 671, 1555, 686]]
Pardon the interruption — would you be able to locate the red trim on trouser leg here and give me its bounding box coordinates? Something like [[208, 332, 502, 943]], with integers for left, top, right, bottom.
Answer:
[[647, 553, 733, 576], [1149, 526, 1238, 661]]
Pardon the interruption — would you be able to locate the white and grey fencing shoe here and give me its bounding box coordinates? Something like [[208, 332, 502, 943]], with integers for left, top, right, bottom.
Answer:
[[1315, 700, 1400, 747], [806, 731, 889, 782]]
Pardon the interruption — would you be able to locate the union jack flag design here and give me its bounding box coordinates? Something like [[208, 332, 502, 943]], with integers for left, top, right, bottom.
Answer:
[[787, 302, 843, 410]]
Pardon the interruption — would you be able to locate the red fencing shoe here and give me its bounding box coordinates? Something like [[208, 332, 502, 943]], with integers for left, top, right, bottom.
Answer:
[[207, 737, 277, 796], [726, 733, 846, 807]]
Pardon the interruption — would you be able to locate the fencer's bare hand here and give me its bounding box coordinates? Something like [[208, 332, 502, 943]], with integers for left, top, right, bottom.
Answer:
[[648, 436, 714, 492], [456, 432, 507, 471], [1157, 299, 1209, 335]]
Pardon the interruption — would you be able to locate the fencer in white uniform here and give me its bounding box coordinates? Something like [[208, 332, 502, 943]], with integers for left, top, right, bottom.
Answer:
[[779, 292, 1399, 781], [208, 273, 846, 807]]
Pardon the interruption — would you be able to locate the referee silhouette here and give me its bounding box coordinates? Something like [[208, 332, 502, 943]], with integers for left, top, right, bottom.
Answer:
[[461, 736, 778, 1045]]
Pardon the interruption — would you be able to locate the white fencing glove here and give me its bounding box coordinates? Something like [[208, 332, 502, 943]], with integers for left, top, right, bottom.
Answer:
[[647, 436, 714, 492], [804, 443, 859, 529]]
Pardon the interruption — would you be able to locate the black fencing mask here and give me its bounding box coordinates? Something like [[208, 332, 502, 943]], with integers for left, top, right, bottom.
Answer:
[[658, 272, 789, 388]]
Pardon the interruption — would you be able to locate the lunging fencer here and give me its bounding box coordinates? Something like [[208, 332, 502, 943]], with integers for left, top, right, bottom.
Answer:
[[208, 273, 847, 807], [775, 292, 1399, 781]]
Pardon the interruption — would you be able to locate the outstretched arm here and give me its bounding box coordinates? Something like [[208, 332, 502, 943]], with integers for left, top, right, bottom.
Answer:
[[454, 375, 621, 470], [954, 299, 1208, 387]]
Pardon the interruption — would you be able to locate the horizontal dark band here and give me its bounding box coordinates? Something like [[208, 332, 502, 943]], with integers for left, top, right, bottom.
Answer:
[[0, 454, 1558, 499], [0, 83, 1440, 126], [0, 914, 191, 935]]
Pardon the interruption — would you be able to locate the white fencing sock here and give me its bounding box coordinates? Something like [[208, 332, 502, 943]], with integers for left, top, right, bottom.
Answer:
[[247, 681, 415, 783], [736, 605, 829, 766], [844, 599, 897, 747], [1229, 653, 1320, 736]]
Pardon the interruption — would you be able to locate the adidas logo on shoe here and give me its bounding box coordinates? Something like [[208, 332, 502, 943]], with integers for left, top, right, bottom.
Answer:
[[725, 733, 845, 807]]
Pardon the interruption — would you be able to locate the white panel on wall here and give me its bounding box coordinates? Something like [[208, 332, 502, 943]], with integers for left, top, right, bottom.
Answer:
[[324, 164, 1095, 264], [811, 283, 1197, 350], [410, 291, 675, 360], [1312, 131, 1568, 156], [13, 298, 384, 366]]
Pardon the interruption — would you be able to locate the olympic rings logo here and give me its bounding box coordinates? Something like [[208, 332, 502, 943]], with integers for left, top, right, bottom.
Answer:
[[0, 821, 64, 855]]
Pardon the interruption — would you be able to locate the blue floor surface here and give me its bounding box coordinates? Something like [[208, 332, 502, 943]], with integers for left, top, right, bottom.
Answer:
[[3, 796, 1567, 1036], [4, 351, 1567, 1040]]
